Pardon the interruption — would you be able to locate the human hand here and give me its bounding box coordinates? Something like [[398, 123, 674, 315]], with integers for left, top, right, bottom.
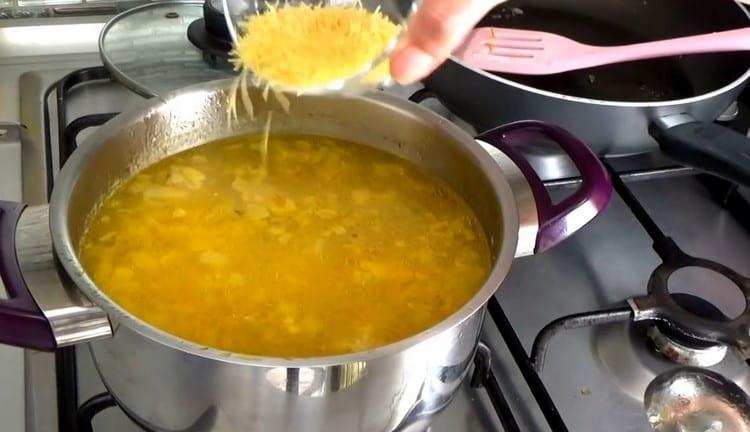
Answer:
[[390, 0, 501, 85]]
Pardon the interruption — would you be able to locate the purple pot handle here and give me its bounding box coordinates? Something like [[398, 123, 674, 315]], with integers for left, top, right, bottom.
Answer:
[[478, 121, 612, 253], [0, 201, 56, 351]]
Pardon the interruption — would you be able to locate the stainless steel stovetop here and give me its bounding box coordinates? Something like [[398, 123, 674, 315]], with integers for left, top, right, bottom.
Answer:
[[4, 11, 750, 432]]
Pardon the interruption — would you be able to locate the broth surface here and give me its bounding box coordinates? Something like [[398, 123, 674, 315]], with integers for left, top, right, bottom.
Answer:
[[80, 134, 491, 357]]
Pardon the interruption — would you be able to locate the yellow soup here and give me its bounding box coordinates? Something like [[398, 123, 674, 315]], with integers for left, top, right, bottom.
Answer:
[[79, 134, 491, 357]]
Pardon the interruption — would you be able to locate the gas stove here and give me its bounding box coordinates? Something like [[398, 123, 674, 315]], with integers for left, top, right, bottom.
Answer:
[[3, 5, 750, 432]]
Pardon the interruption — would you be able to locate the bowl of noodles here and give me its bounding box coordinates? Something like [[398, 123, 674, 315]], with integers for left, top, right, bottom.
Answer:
[[221, 0, 418, 95]]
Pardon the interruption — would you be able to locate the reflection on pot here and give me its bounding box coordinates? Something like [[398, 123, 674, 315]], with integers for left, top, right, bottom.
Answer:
[[265, 362, 368, 396]]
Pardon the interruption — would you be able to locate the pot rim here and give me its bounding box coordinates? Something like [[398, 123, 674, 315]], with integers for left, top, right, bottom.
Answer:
[[441, 1, 750, 109], [49, 79, 520, 367]]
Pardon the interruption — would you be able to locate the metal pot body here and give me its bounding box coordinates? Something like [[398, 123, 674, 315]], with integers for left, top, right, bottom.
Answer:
[[52, 81, 523, 432], [89, 307, 484, 431], [0, 80, 611, 431]]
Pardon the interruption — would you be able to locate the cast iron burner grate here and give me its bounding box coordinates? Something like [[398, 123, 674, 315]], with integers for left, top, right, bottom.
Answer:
[[652, 293, 729, 351], [528, 164, 750, 374], [48, 68, 750, 432], [646, 293, 731, 367]]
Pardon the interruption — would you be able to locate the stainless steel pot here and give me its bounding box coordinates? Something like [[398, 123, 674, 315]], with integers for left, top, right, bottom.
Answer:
[[0, 80, 611, 431]]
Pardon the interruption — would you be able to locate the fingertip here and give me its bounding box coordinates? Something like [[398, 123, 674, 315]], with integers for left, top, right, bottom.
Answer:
[[390, 45, 438, 85]]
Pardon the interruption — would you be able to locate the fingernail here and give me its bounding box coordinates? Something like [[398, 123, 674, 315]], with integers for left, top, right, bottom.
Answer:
[[391, 46, 436, 85]]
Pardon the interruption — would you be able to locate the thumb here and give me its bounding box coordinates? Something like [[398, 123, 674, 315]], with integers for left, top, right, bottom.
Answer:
[[390, 0, 500, 85]]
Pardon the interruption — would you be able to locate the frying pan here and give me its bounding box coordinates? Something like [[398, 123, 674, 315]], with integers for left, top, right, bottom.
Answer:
[[422, 0, 750, 187]]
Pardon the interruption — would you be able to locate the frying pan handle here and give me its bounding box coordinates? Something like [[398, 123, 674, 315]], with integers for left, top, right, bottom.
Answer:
[[478, 121, 612, 254], [650, 115, 750, 188], [0, 201, 56, 351]]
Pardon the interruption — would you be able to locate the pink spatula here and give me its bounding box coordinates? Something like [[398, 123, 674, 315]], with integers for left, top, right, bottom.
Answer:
[[455, 27, 750, 75]]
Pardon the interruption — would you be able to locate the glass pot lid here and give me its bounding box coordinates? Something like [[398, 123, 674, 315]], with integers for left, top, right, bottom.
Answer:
[[100, 0, 234, 97]]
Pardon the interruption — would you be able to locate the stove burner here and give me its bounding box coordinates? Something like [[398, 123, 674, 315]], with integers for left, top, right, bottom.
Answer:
[[647, 325, 728, 367], [629, 237, 750, 360], [646, 293, 730, 366], [187, 0, 233, 69], [594, 318, 750, 404]]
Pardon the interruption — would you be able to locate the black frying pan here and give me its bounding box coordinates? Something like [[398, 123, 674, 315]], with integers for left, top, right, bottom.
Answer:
[[423, 0, 750, 186]]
